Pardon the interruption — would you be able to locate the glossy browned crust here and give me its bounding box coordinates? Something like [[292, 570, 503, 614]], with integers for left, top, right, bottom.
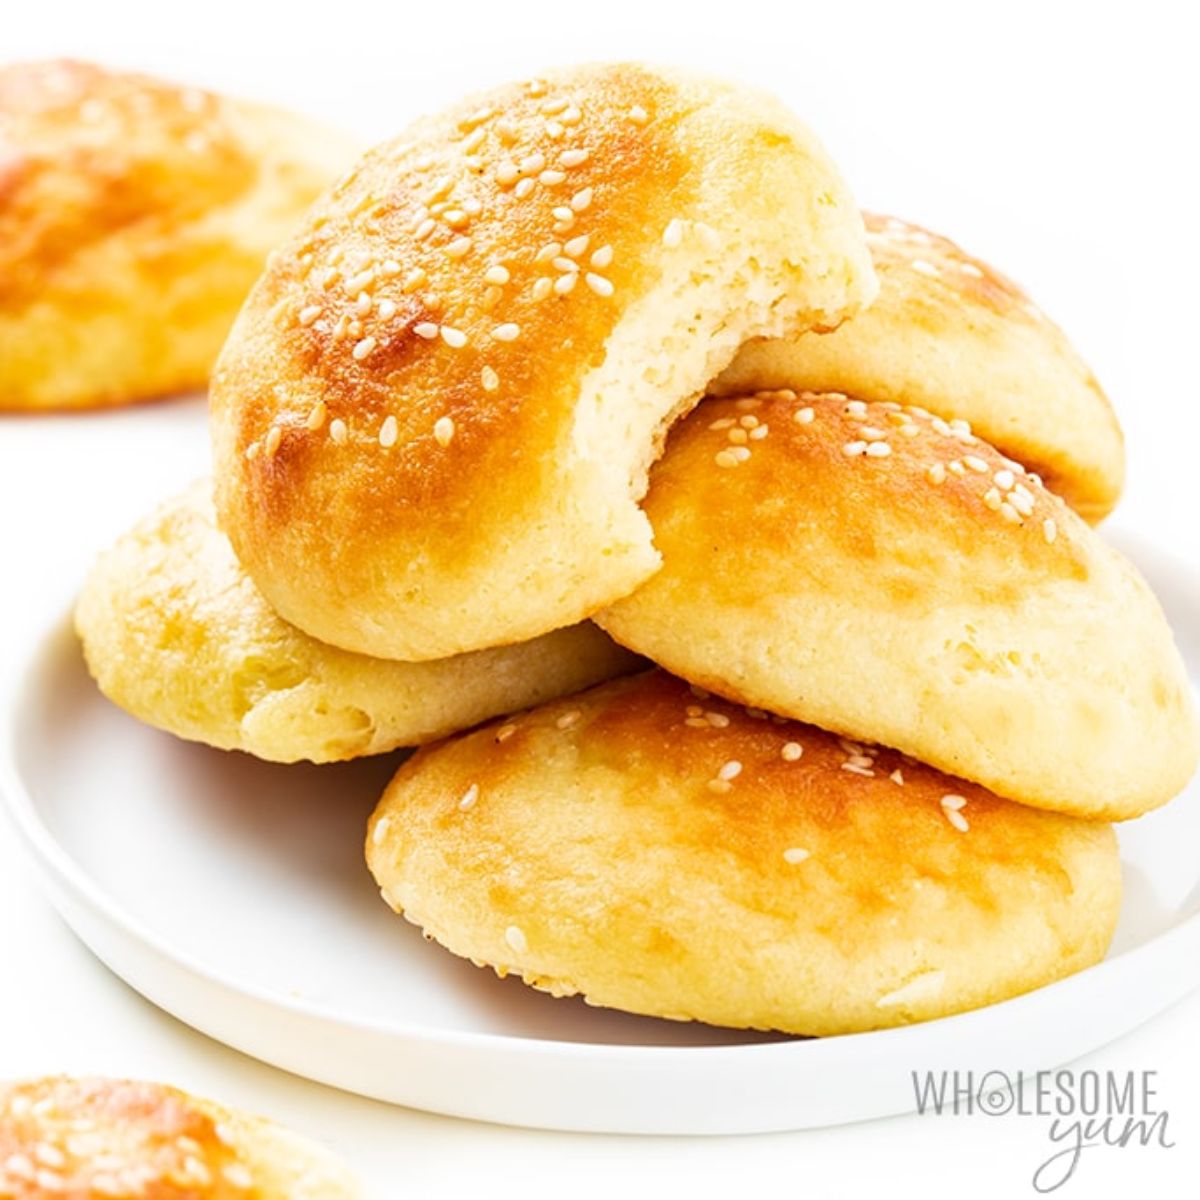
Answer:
[[0, 60, 356, 409], [0, 1076, 360, 1197], [597, 391, 1197, 819], [211, 62, 875, 660], [716, 213, 1125, 520], [368, 671, 1121, 1035]]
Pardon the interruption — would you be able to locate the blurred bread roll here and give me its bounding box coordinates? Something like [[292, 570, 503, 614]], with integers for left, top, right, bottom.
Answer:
[[0, 1076, 360, 1197], [597, 391, 1197, 820], [211, 62, 876, 661], [76, 482, 639, 763], [715, 213, 1124, 521], [0, 59, 357, 409], [367, 671, 1121, 1036]]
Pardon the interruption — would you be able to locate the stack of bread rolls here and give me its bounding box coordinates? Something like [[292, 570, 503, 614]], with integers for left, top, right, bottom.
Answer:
[[75, 61, 1198, 1038]]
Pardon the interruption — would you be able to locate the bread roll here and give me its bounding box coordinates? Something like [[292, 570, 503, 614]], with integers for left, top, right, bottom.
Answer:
[[0, 1076, 360, 1198], [75, 482, 640, 763], [597, 391, 1197, 820], [0, 59, 357, 409], [211, 62, 876, 661], [715, 213, 1124, 521], [367, 671, 1121, 1036]]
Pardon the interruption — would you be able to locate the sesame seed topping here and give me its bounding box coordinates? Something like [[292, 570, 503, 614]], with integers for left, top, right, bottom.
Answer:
[[554, 272, 577, 295], [559, 147, 589, 167], [552, 205, 574, 223], [556, 709, 581, 729], [414, 218, 436, 240], [414, 322, 439, 340], [945, 809, 970, 833], [705, 711, 730, 728], [585, 273, 614, 296], [442, 208, 468, 228], [781, 742, 804, 762], [298, 304, 322, 326], [590, 244, 613, 269], [352, 336, 377, 360], [749, 424, 769, 440], [505, 925, 528, 952], [717, 760, 743, 781], [552, 257, 579, 273], [535, 242, 562, 263], [372, 817, 391, 845], [377, 298, 397, 320], [563, 235, 589, 258], [481, 365, 500, 391], [571, 187, 593, 212], [663, 218, 684, 247], [941, 794, 967, 810], [628, 104, 649, 124], [495, 723, 517, 742], [519, 151, 547, 175], [963, 455, 989, 473], [264, 426, 282, 457], [983, 488, 1003, 510], [514, 177, 535, 199], [439, 326, 466, 348], [458, 784, 479, 811], [1009, 490, 1035, 516], [532, 277, 553, 301], [994, 469, 1016, 490], [865, 441, 892, 457], [843, 440, 868, 457], [491, 322, 520, 342], [783, 847, 811, 864], [707, 779, 733, 794], [402, 268, 427, 292], [841, 763, 875, 777], [999, 502, 1022, 524], [1043, 518, 1058, 544], [329, 418, 348, 444], [484, 265, 510, 285], [445, 235, 473, 259], [495, 160, 519, 186], [890, 769, 904, 785], [545, 120, 564, 139], [433, 416, 455, 446], [379, 415, 399, 447], [959, 261, 984, 278], [539, 168, 566, 185], [355, 292, 373, 316], [948, 460, 966, 476], [795, 406, 815, 424], [540, 96, 569, 115], [224, 1164, 254, 1189], [927, 463, 946, 484]]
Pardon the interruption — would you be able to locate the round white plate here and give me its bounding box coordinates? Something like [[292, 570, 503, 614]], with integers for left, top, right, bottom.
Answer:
[[2, 533, 1198, 1135]]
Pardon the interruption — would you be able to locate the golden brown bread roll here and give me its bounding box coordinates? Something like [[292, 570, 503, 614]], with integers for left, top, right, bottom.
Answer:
[[0, 59, 358, 410], [210, 62, 876, 662], [367, 671, 1121, 1036], [0, 1076, 360, 1198], [75, 481, 640, 763], [715, 213, 1124, 521], [597, 391, 1198, 820]]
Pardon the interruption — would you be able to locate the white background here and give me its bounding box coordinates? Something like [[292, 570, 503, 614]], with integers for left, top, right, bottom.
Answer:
[[2, 1, 1198, 1196]]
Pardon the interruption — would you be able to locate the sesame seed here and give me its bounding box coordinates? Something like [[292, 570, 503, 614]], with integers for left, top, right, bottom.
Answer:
[[552, 205, 574, 223], [329, 418, 348, 444], [545, 119, 564, 138], [946, 809, 970, 833], [714, 449, 738, 467], [589, 246, 613, 272], [571, 187, 593, 212], [843, 440, 868, 456], [379, 415, 399, 447], [585, 273, 614, 296], [749, 424, 769, 440], [865, 441, 892, 457], [298, 304, 322, 326], [628, 104, 649, 124], [495, 723, 517, 742], [684, 717, 709, 728], [434, 416, 455, 446], [842, 763, 875, 777], [931, 416, 952, 436], [491, 322, 520, 342], [442, 208, 468, 229], [559, 147, 589, 168], [305, 402, 327, 431], [484, 265, 510, 285], [663, 218, 684, 247], [783, 847, 810, 864], [845, 399, 868, 417], [481, 365, 500, 391], [402, 268, 427, 292], [532, 277, 553, 301], [414, 218, 436, 240], [224, 1164, 254, 1189], [539, 168, 566, 185], [795, 406, 815, 424], [245, 441, 260, 461], [993, 468, 1015, 491], [1009, 491, 1035, 516], [527, 78, 547, 96], [535, 242, 562, 263], [372, 817, 391, 845], [413, 322, 439, 340], [563, 235, 589, 258], [560, 105, 582, 126], [704, 711, 729, 727], [911, 259, 940, 277], [495, 160, 519, 186], [553, 257, 579, 273], [505, 925, 528, 952], [445, 236, 473, 258], [554, 272, 577, 295], [707, 779, 733, 794], [556, 709, 581, 729], [380, 259, 401, 276], [999, 502, 1022, 524], [353, 336, 377, 360], [264, 425, 282, 457], [514, 177, 535, 199], [963, 455, 989, 473], [890, 769, 904, 785], [1043, 518, 1058, 544], [718, 760, 743, 781], [941, 794, 967, 810], [355, 292, 373, 316], [440, 326, 467, 348], [458, 784, 479, 811], [519, 151, 547, 175], [959, 261, 984, 278], [926, 463, 946, 484], [983, 488, 1003, 510], [948, 460, 966, 476], [377, 298, 397, 320], [860, 425, 886, 440], [709, 418, 736, 430], [727, 428, 748, 445], [540, 96, 569, 115]]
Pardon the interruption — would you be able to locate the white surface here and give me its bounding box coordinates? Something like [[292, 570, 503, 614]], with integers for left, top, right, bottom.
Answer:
[[1, 0, 1198, 1194], [5, 566, 1199, 1135]]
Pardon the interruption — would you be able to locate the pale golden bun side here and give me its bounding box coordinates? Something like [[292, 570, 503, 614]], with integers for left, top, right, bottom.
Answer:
[[367, 671, 1121, 1036], [597, 392, 1198, 820], [715, 213, 1125, 521], [211, 62, 876, 661], [0, 59, 358, 410], [75, 481, 641, 763], [0, 1076, 361, 1198]]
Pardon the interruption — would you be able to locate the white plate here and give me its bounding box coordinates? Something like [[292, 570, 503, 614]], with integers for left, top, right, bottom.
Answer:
[[2, 533, 1198, 1135]]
